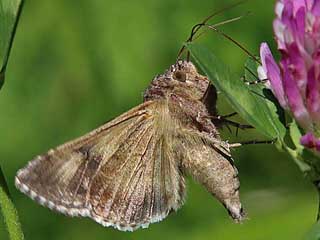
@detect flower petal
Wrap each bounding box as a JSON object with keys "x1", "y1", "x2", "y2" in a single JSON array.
[
  {"x1": 294, "y1": 7, "x2": 306, "y2": 45},
  {"x1": 312, "y1": 0, "x2": 320, "y2": 17},
  {"x1": 257, "y1": 65, "x2": 267, "y2": 80},
  {"x1": 275, "y1": 1, "x2": 284, "y2": 18},
  {"x1": 306, "y1": 66, "x2": 320, "y2": 125},
  {"x1": 281, "y1": 0, "x2": 294, "y2": 26},
  {"x1": 292, "y1": 0, "x2": 307, "y2": 15},
  {"x1": 260, "y1": 43, "x2": 288, "y2": 108},
  {"x1": 300, "y1": 132, "x2": 317, "y2": 148},
  {"x1": 316, "y1": 139, "x2": 320, "y2": 151},
  {"x1": 285, "y1": 43, "x2": 307, "y2": 92},
  {"x1": 307, "y1": 0, "x2": 315, "y2": 11},
  {"x1": 282, "y1": 59, "x2": 312, "y2": 130},
  {"x1": 273, "y1": 19, "x2": 286, "y2": 49},
  {"x1": 300, "y1": 132, "x2": 320, "y2": 152}
]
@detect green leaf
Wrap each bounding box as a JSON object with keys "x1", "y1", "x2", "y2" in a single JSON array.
[
  {"x1": 185, "y1": 42, "x2": 286, "y2": 140},
  {"x1": 0, "y1": 0, "x2": 25, "y2": 239},
  {"x1": 304, "y1": 221, "x2": 320, "y2": 240},
  {"x1": 0, "y1": 0, "x2": 24, "y2": 89},
  {"x1": 282, "y1": 120, "x2": 320, "y2": 178},
  {"x1": 289, "y1": 120, "x2": 304, "y2": 153}
]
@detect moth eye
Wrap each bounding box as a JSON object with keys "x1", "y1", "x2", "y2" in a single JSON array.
[{"x1": 173, "y1": 71, "x2": 186, "y2": 82}]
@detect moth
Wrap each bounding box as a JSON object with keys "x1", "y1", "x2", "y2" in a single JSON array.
[{"x1": 15, "y1": 60, "x2": 244, "y2": 231}]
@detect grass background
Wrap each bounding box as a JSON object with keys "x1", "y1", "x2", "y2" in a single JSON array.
[{"x1": 0, "y1": 0, "x2": 316, "y2": 239}]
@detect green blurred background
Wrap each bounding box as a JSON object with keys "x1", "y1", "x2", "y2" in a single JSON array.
[{"x1": 0, "y1": 0, "x2": 317, "y2": 239}]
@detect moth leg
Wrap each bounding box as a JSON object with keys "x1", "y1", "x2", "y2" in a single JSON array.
[
  {"x1": 219, "y1": 112, "x2": 238, "y2": 118},
  {"x1": 229, "y1": 139, "x2": 275, "y2": 148},
  {"x1": 241, "y1": 75, "x2": 268, "y2": 85},
  {"x1": 213, "y1": 117, "x2": 253, "y2": 130},
  {"x1": 242, "y1": 66, "x2": 268, "y2": 85},
  {"x1": 213, "y1": 113, "x2": 239, "y2": 134},
  {"x1": 206, "y1": 114, "x2": 253, "y2": 136}
]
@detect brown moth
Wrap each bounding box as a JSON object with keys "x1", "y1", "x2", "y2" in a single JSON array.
[{"x1": 15, "y1": 60, "x2": 244, "y2": 231}]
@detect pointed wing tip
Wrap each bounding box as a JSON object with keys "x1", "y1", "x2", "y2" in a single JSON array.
[
  {"x1": 15, "y1": 174, "x2": 27, "y2": 194},
  {"x1": 15, "y1": 173, "x2": 91, "y2": 218}
]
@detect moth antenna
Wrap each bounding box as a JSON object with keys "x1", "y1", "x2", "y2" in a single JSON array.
[
  {"x1": 177, "y1": 0, "x2": 249, "y2": 61},
  {"x1": 206, "y1": 25, "x2": 260, "y2": 63},
  {"x1": 184, "y1": 13, "x2": 250, "y2": 61},
  {"x1": 191, "y1": 12, "x2": 251, "y2": 43}
]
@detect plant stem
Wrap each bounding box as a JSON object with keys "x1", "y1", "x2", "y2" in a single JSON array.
[{"x1": 0, "y1": 166, "x2": 24, "y2": 240}]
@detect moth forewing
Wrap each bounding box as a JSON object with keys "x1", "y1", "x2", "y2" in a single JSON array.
[
  {"x1": 15, "y1": 102, "x2": 154, "y2": 215},
  {"x1": 16, "y1": 100, "x2": 186, "y2": 231}
]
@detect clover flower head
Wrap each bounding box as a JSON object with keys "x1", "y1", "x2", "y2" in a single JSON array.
[{"x1": 259, "y1": 0, "x2": 320, "y2": 151}]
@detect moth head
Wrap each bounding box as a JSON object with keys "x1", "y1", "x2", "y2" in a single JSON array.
[
  {"x1": 172, "y1": 70, "x2": 187, "y2": 82},
  {"x1": 170, "y1": 60, "x2": 198, "y2": 83},
  {"x1": 167, "y1": 60, "x2": 212, "y2": 99},
  {"x1": 144, "y1": 60, "x2": 212, "y2": 102}
]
